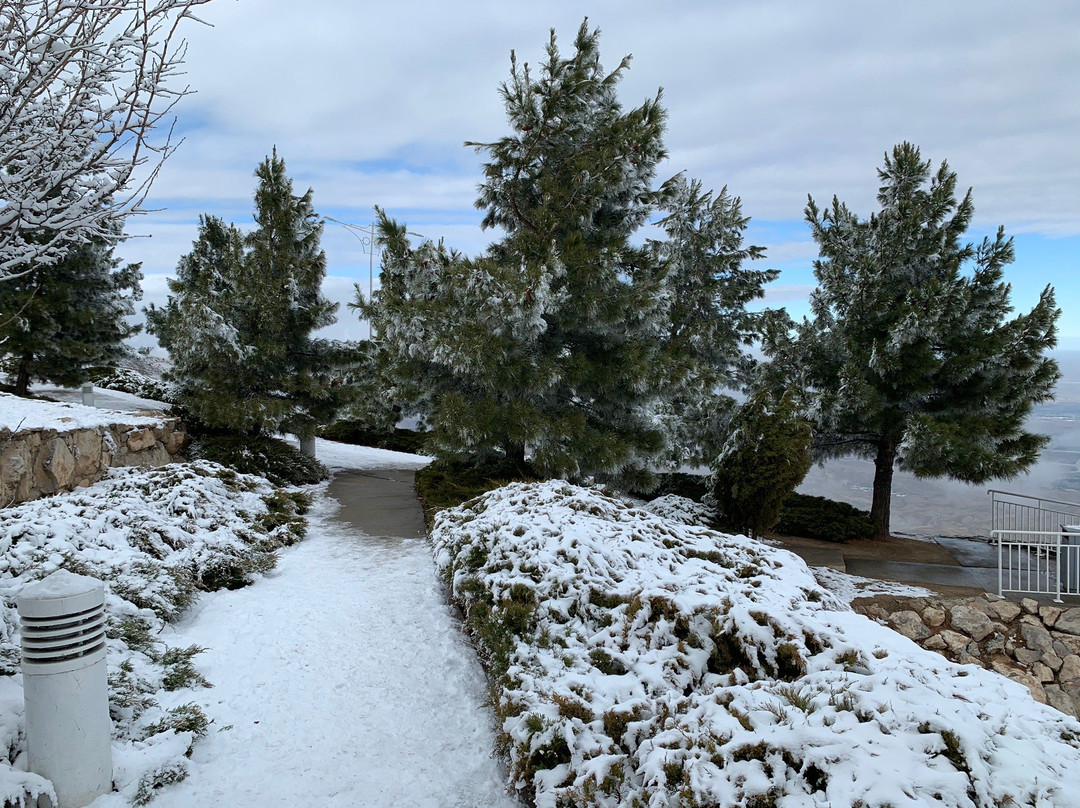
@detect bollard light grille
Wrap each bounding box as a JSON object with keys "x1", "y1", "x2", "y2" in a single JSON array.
[{"x1": 19, "y1": 603, "x2": 106, "y2": 671}]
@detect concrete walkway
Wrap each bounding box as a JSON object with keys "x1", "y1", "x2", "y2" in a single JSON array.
[{"x1": 328, "y1": 469, "x2": 428, "y2": 539}]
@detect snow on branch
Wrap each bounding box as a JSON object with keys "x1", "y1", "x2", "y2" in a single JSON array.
[{"x1": 0, "y1": 0, "x2": 212, "y2": 281}]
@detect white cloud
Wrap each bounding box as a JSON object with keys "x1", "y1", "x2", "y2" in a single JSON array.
[{"x1": 119, "y1": 0, "x2": 1079, "y2": 345}]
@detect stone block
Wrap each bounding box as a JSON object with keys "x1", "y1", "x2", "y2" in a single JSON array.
[
  {"x1": 1054, "y1": 608, "x2": 1080, "y2": 637},
  {"x1": 923, "y1": 635, "x2": 947, "y2": 651},
  {"x1": 949, "y1": 603, "x2": 994, "y2": 641},
  {"x1": 987, "y1": 600, "x2": 1021, "y2": 623},
  {"x1": 124, "y1": 428, "x2": 157, "y2": 453},
  {"x1": 889, "y1": 610, "x2": 931, "y2": 641},
  {"x1": 940, "y1": 630, "x2": 971, "y2": 654},
  {"x1": 990, "y1": 658, "x2": 1019, "y2": 677},
  {"x1": 1034, "y1": 662, "x2": 1056, "y2": 683},
  {"x1": 72, "y1": 430, "x2": 103, "y2": 477},
  {"x1": 1053, "y1": 634, "x2": 1080, "y2": 657},
  {"x1": 1039, "y1": 605, "x2": 1063, "y2": 627},
  {"x1": 1020, "y1": 622, "x2": 1055, "y2": 655},
  {"x1": 1042, "y1": 651, "x2": 1064, "y2": 672},
  {"x1": 1021, "y1": 598, "x2": 1040, "y2": 615},
  {"x1": 162, "y1": 425, "x2": 187, "y2": 456},
  {"x1": 1014, "y1": 647, "x2": 1043, "y2": 667},
  {"x1": 1059, "y1": 654, "x2": 1080, "y2": 684},
  {"x1": 921, "y1": 607, "x2": 946, "y2": 628},
  {"x1": 41, "y1": 438, "x2": 75, "y2": 492},
  {"x1": 1044, "y1": 685, "x2": 1077, "y2": 717}
]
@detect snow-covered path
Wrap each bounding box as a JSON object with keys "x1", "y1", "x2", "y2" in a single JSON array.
[{"x1": 146, "y1": 465, "x2": 519, "y2": 807}]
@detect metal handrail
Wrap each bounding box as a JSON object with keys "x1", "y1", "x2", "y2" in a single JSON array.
[
  {"x1": 993, "y1": 530, "x2": 1080, "y2": 537},
  {"x1": 987, "y1": 489, "x2": 1080, "y2": 513}
]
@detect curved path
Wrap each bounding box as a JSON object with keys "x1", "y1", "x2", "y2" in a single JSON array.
[{"x1": 152, "y1": 466, "x2": 520, "y2": 807}]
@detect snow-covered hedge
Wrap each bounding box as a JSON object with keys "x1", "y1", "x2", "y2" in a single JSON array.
[
  {"x1": 90, "y1": 366, "x2": 176, "y2": 405},
  {"x1": 433, "y1": 481, "x2": 1080, "y2": 808},
  {"x1": 0, "y1": 461, "x2": 310, "y2": 805}
]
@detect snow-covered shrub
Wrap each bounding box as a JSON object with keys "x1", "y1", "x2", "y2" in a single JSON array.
[
  {"x1": 433, "y1": 481, "x2": 1080, "y2": 808},
  {"x1": 639, "y1": 494, "x2": 714, "y2": 527},
  {"x1": 89, "y1": 366, "x2": 176, "y2": 404},
  {"x1": 0, "y1": 460, "x2": 311, "y2": 803},
  {"x1": 711, "y1": 391, "x2": 812, "y2": 538},
  {"x1": 187, "y1": 432, "x2": 328, "y2": 486}
]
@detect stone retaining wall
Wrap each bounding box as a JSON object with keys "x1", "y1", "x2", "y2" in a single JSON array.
[
  {"x1": 0, "y1": 415, "x2": 186, "y2": 506},
  {"x1": 854, "y1": 593, "x2": 1080, "y2": 719}
]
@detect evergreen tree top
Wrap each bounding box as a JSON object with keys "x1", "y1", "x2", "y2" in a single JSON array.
[{"x1": 469, "y1": 19, "x2": 667, "y2": 247}]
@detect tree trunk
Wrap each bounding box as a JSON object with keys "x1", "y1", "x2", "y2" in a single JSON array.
[
  {"x1": 503, "y1": 441, "x2": 527, "y2": 473},
  {"x1": 13, "y1": 359, "x2": 31, "y2": 396},
  {"x1": 870, "y1": 435, "x2": 899, "y2": 538}
]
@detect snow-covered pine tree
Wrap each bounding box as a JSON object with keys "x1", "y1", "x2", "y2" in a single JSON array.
[
  {"x1": 243, "y1": 150, "x2": 341, "y2": 442},
  {"x1": 653, "y1": 175, "x2": 775, "y2": 466},
  {"x1": 0, "y1": 232, "x2": 142, "y2": 395},
  {"x1": 147, "y1": 151, "x2": 342, "y2": 437},
  {"x1": 363, "y1": 21, "x2": 773, "y2": 485},
  {"x1": 763, "y1": 142, "x2": 1060, "y2": 538},
  {"x1": 357, "y1": 208, "x2": 555, "y2": 468},
  {"x1": 146, "y1": 214, "x2": 250, "y2": 426},
  {"x1": 468, "y1": 20, "x2": 670, "y2": 482}
]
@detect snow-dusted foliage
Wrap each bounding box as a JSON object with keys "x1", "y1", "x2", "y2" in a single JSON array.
[
  {"x1": 147, "y1": 152, "x2": 344, "y2": 437},
  {"x1": 91, "y1": 366, "x2": 176, "y2": 405},
  {"x1": 638, "y1": 494, "x2": 714, "y2": 527},
  {"x1": 710, "y1": 391, "x2": 812, "y2": 538},
  {"x1": 0, "y1": 461, "x2": 309, "y2": 803},
  {"x1": 359, "y1": 211, "x2": 562, "y2": 463},
  {"x1": 763, "y1": 142, "x2": 1060, "y2": 537},
  {"x1": 364, "y1": 22, "x2": 773, "y2": 483},
  {"x1": 652, "y1": 176, "x2": 775, "y2": 467},
  {"x1": 434, "y1": 481, "x2": 1080, "y2": 808},
  {"x1": 0, "y1": 1, "x2": 211, "y2": 282},
  {"x1": 1, "y1": 231, "x2": 142, "y2": 394}
]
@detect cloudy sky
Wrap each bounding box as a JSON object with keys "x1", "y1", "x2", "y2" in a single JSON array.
[{"x1": 123, "y1": 0, "x2": 1080, "y2": 349}]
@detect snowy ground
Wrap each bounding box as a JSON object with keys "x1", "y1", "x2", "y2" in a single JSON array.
[
  {"x1": 121, "y1": 488, "x2": 517, "y2": 807},
  {"x1": 83, "y1": 441, "x2": 516, "y2": 808},
  {"x1": 27, "y1": 384, "x2": 172, "y2": 415},
  {"x1": 0, "y1": 390, "x2": 167, "y2": 432},
  {"x1": 288, "y1": 435, "x2": 432, "y2": 473}
]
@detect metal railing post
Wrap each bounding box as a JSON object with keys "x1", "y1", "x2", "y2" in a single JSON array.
[
  {"x1": 1057, "y1": 532, "x2": 1064, "y2": 603},
  {"x1": 997, "y1": 531, "x2": 1003, "y2": 598}
]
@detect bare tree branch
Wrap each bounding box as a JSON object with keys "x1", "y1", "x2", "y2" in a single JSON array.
[{"x1": 0, "y1": 0, "x2": 213, "y2": 283}]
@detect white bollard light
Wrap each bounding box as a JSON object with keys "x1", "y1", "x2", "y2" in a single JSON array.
[
  {"x1": 299, "y1": 435, "x2": 316, "y2": 458},
  {"x1": 80, "y1": 383, "x2": 95, "y2": 407},
  {"x1": 18, "y1": 571, "x2": 112, "y2": 808}
]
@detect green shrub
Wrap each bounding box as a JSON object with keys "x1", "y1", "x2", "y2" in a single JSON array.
[
  {"x1": 158, "y1": 645, "x2": 210, "y2": 691},
  {"x1": 143, "y1": 703, "x2": 210, "y2": 754},
  {"x1": 415, "y1": 454, "x2": 537, "y2": 519},
  {"x1": 187, "y1": 432, "x2": 327, "y2": 486},
  {"x1": 318, "y1": 420, "x2": 427, "y2": 454},
  {"x1": 630, "y1": 472, "x2": 710, "y2": 503},
  {"x1": 711, "y1": 392, "x2": 812, "y2": 538},
  {"x1": 775, "y1": 493, "x2": 874, "y2": 542}
]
